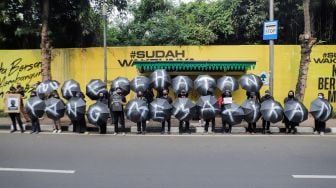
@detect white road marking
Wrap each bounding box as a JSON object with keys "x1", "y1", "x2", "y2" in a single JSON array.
[
  {"x1": 292, "y1": 175, "x2": 336, "y2": 179},
  {"x1": 0, "y1": 167, "x2": 75, "y2": 174}
]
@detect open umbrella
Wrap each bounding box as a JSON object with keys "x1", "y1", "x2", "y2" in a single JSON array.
[
  {"x1": 149, "y1": 98, "x2": 172, "y2": 122},
  {"x1": 61, "y1": 79, "x2": 81, "y2": 100},
  {"x1": 221, "y1": 103, "x2": 245, "y2": 125},
  {"x1": 310, "y1": 98, "x2": 333, "y2": 122},
  {"x1": 45, "y1": 97, "x2": 66, "y2": 120},
  {"x1": 150, "y1": 69, "x2": 171, "y2": 90},
  {"x1": 239, "y1": 74, "x2": 263, "y2": 92},
  {"x1": 284, "y1": 100, "x2": 308, "y2": 123},
  {"x1": 86, "y1": 79, "x2": 107, "y2": 100},
  {"x1": 196, "y1": 95, "x2": 219, "y2": 119},
  {"x1": 112, "y1": 77, "x2": 130, "y2": 95},
  {"x1": 172, "y1": 76, "x2": 193, "y2": 94},
  {"x1": 217, "y1": 76, "x2": 239, "y2": 92},
  {"x1": 194, "y1": 75, "x2": 216, "y2": 96},
  {"x1": 25, "y1": 96, "x2": 45, "y2": 118},
  {"x1": 66, "y1": 97, "x2": 86, "y2": 121},
  {"x1": 260, "y1": 99, "x2": 283, "y2": 123},
  {"x1": 36, "y1": 80, "x2": 60, "y2": 99},
  {"x1": 241, "y1": 99, "x2": 261, "y2": 123},
  {"x1": 172, "y1": 98, "x2": 196, "y2": 121},
  {"x1": 87, "y1": 101, "x2": 110, "y2": 126},
  {"x1": 125, "y1": 99, "x2": 149, "y2": 123},
  {"x1": 130, "y1": 76, "x2": 150, "y2": 92}
]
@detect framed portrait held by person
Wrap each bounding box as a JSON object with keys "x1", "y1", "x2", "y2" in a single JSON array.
[{"x1": 4, "y1": 94, "x2": 21, "y2": 113}]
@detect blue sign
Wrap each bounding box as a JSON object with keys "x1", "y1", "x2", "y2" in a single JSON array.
[{"x1": 263, "y1": 20, "x2": 278, "y2": 40}]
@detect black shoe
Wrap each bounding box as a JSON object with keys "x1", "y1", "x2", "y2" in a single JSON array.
[
  {"x1": 10, "y1": 129, "x2": 17, "y2": 133},
  {"x1": 30, "y1": 131, "x2": 35, "y2": 134},
  {"x1": 161, "y1": 131, "x2": 164, "y2": 135},
  {"x1": 136, "y1": 131, "x2": 141, "y2": 134},
  {"x1": 168, "y1": 131, "x2": 171, "y2": 135},
  {"x1": 21, "y1": 130, "x2": 25, "y2": 133},
  {"x1": 142, "y1": 131, "x2": 146, "y2": 135},
  {"x1": 262, "y1": 130, "x2": 266, "y2": 134}
]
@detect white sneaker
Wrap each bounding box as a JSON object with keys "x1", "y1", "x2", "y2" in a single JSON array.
[
  {"x1": 57, "y1": 130, "x2": 62, "y2": 134},
  {"x1": 314, "y1": 131, "x2": 318, "y2": 135},
  {"x1": 113, "y1": 133, "x2": 117, "y2": 136},
  {"x1": 122, "y1": 132, "x2": 126, "y2": 136},
  {"x1": 52, "y1": 129, "x2": 57, "y2": 133},
  {"x1": 320, "y1": 132, "x2": 325, "y2": 136}
]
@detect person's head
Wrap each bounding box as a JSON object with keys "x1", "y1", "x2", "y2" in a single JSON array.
[
  {"x1": 163, "y1": 89, "x2": 168, "y2": 96},
  {"x1": 116, "y1": 87, "x2": 122, "y2": 95},
  {"x1": 16, "y1": 83, "x2": 21, "y2": 88},
  {"x1": 137, "y1": 91, "x2": 143, "y2": 97},
  {"x1": 30, "y1": 91, "x2": 37, "y2": 97},
  {"x1": 265, "y1": 90, "x2": 270, "y2": 96},
  {"x1": 249, "y1": 92, "x2": 256, "y2": 99},
  {"x1": 318, "y1": 92, "x2": 324, "y2": 99},
  {"x1": 9, "y1": 86, "x2": 16, "y2": 93},
  {"x1": 288, "y1": 90, "x2": 294, "y2": 98},
  {"x1": 52, "y1": 91, "x2": 59, "y2": 98},
  {"x1": 181, "y1": 90, "x2": 187, "y2": 97}
]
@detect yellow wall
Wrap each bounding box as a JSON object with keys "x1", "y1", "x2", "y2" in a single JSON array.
[{"x1": 1, "y1": 45, "x2": 335, "y2": 110}]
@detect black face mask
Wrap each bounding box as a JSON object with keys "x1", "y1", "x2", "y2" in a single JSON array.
[{"x1": 288, "y1": 95, "x2": 294, "y2": 98}]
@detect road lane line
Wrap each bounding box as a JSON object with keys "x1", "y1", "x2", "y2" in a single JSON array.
[
  {"x1": 292, "y1": 175, "x2": 336, "y2": 179},
  {"x1": 0, "y1": 167, "x2": 75, "y2": 174}
]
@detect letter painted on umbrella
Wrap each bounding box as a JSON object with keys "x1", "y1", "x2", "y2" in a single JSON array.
[
  {"x1": 27, "y1": 100, "x2": 40, "y2": 117},
  {"x1": 176, "y1": 77, "x2": 189, "y2": 91},
  {"x1": 67, "y1": 102, "x2": 77, "y2": 118},
  {"x1": 87, "y1": 80, "x2": 104, "y2": 95},
  {"x1": 174, "y1": 104, "x2": 190, "y2": 120},
  {"x1": 128, "y1": 102, "x2": 148, "y2": 117},
  {"x1": 318, "y1": 101, "x2": 332, "y2": 121},
  {"x1": 63, "y1": 81, "x2": 77, "y2": 97},
  {"x1": 221, "y1": 77, "x2": 234, "y2": 91},
  {"x1": 155, "y1": 70, "x2": 165, "y2": 88},
  {"x1": 45, "y1": 103, "x2": 59, "y2": 116},
  {"x1": 197, "y1": 77, "x2": 214, "y2": 90},
  {"x1": 201, "y1": 100, "x2": 215, "y2": 114},
  {"x1": 153, "y1": 104, "x2": 164, "y2": 119},
  {"x1": 268, "y1": 102, "x2": 281, "y2": 119},
  {"x1": 89, "y1": 106, "x2": 101, "y2": 122},
  {"x1": 134, "y1": 77, "x2": 145, "y2": 88},
  {"x1": 288, "y1": 103, "x2": 304, "y2": 121}
]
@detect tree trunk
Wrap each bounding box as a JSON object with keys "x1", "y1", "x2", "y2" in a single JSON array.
[
  {"x1": 41, "y1": 0, "x2": 51, "y2": 81},
  {"x1": 295, "y1": 0, "x2": 317, "y2": 101}
]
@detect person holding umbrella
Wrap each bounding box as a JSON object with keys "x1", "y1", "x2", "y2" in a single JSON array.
[
  {"x1": 313, "y1": 93, "x2": 329, "y2": 136},
  {"x1": 50, "y1": 91, "x2": 63, "y2": 134},
  {"x1": 283, "y1": 90, "x2": 299, "y2": 134},
  {"x1": 136, "y1": 91, "x2": 148, "y2": 134},
  {"x1": 110, "y1": 87, "x2": 127, "y2": 135},
  {"x1": 260, "y1": 90, "x2": 274, "y2": 134},
  {"x1": 7, "y1": 86, "x2": 24, "y2": 133},
  {"x1": 246, "y1": 92, "x2": 258, "y2": 134},
  {"x1": 218, "y1": 90, "x2": 232, "y2": 133},
  {"x1": 97, "y1": 91, "x2": 109, "y2": 134},
  {"x1": 160, "y1": 89, "x2": 172, "y2": 134},
  {"x1": 27, "y1": 91, "x2": 41, "y2": 134},
  {"x1": 178, "y1": 90, "x2": 190, "y2": 134},
  {"x1": 204, "y1": 89, "x2": 216, "y2": 134}
]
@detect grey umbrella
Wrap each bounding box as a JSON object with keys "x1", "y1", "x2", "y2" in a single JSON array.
[
  {"x1": 172, "y1": 76, "x2": 193, "y2": 94},
  {"x1": 241, "y1": 99, "x2": 261, "y2": 123},
  {"x1": 61, "y1": 79, "x2": 81, "y2": 100},
  {"x1": 36, "y1": 80, "x2": 60, "y2": 99},
  {"x1": 149, "y1": 98, "x2": 172, "y2": 122},
  {"x1": 125, "y1": 99, "x2": 149, "y2": 123},
  {"x1": 150, "y1": 69, "x2": 171, "y2": 90},
  {"x1": 87, "y1": 101, "x2": 110, "y2": 126},
  {"x1": 66, "y1": 97, "x2": 86, "y2": 121},
  {"x1": 130, "y1": 76, "x2": 150, "y2": 92},
  {"x1": 217, "y1": 76, "x2": 239, "y2": 92},
  {"x1": 196, "y1": 95, "x2": 219, "y2": 119},
  {"x1": 260, "y1": 99, "x2": 283, "y2": 123},
  {"x1": 194, "y1": 75, "x2": 216, "y2": 96},
  {"x1": 239, "y1": 74, "x2": 263, "y2": 92},
  {"x1": 86, "y1": 79, "x2": 107, "y2": 100},
  {"x1": 25, "y1": 96, "x2": 45, "y2": 118},
  {"x1": 310, "y1": 98, "x2": 333, "y2": 122},
  {"x1": 45, "y1": 97, "x2": 66, "y2": 120},
  {"x1": 172, "y1": 98, "x2": 197, "y2": 121},
  {"x1": 221, "y1": 103, "x2": 245, "y2": 125},
  {"x1": 284, "y1": 100, "x2": 308, "y2": 123},
  {"x1": 112, "y1": 77, "x2": 130, "y2": 95}
]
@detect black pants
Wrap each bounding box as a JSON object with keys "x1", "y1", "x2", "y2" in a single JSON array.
[
  {"x1": 285, "y1": 122, "x2": 298, "y2": 133},
  {"x1": 72, "y1": 116, "x2": 87, "y2": 133},
  {"x1": 204, "y1": 118, "x2": 215, "y2": 132},
  {"x1": 221, "y1": 118, "x2": 232, "y2": 133},
  {"x1": 262, "y1": 118, "x2": 270, "y2": 132},
  {"x1": 248, "y1": 122, "x2": 256, "y2": 133},
  {"x1": 31, "y1": 117, "x2": 41, "y2": 132},
  {"x1": 137, "y1": 121, "x2": 146, "y2": 132},
  {"x1": 162, "y1": 119, "x2": 171, "y2": 132},
  {"x1": 113, "y1": 111, "x2": 125, "y2": 133},
  {"x1": 9, "y1": 113, "x2": 24, "y2": 132},
  {"x1": 314, "y1": 120, "x2": 326, "y2": 133},
  {"x1": 179, "y1": 121, "x2": 190, "y2": 133}
]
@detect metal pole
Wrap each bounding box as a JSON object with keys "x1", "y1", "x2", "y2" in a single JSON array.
[
  {"x1": 103, "y1": 3, "x2": 107, "y2": 83},
  {"x1": 269, "y1": 0, "x2": 274, "y2": 96}
]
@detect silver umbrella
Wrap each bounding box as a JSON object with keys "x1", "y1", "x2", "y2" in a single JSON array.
[
  {"x1": 221, "y1": 103, "x2": 245, "y2": 125},
  {"x1": 310, "y1": 98, "x2": 333, "y2": 122},
  {"x1": 45, "y1": 97, "x2": 66, "y2": 120},
  {"x1": 87, "y1": 101, "x2": 110, "y2": 126},
  {"x1": 241, "y1": 99, "x2": 261, "y2": 123},
  {"x1": 25, "y1": 96, "x2": 45, "y2": 118},
  {"x1": 149, "y1": 98, "x2": 172, "y2": 122},
  {"x1": 260, "y1": 99, "x2": 283, "y2": 123},
  {"x1": 194, "y1": 75, "x2": 216, "y2": 96},
  {"x1": 112, "y1": 77, "x2": 130, "y2": 95},
  {"x1": 172, "y1": 98, "x2": 197, "y2": 121},
  {"x1": 61, "y1": 79, "x2": 81, "y2": 100},
  {"x1": 217, "y1": 76, "x2": 239, "y2": 92},
  {"x1": 239, "y1": 74, "x2": 263, "y2": 92},
  {"x1": 125, "y1": 99, "x2": 149, "y2": 123},
  {"x1": 86, "y1": 79, "x2": 107, "y2": 100},
  {"x1": 130, "y1": 76, "x2": 150, "y2": 92},
  {"x1": 66, "y1": 97, "x2": 86, "y2": 121},
  {"x1": 172, "y1": 76, "x2": 193, "y2": 94},
  {"x1": 196, "y1": 95, "x2": 219, "y2": 119},
  {"x1": 150, "y1": 69, "x2": 171, "y2": 90},
  {"x1": 36, "y1": 80, "x2": 60, "y2": 99},
  {"x1": 284, "y1": 100, "x2": 308, "y2": 123}
]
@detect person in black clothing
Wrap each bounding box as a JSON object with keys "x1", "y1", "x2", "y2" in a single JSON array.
[
  {"x1": 247, "y1": 92, "x2": 258, "y2": 134},
  {"x1": 219, "y1": 90, "x2": 232, "y2": 133},
  {"x1": 28, "y1": 91, "x2": 41, "y2": 134},
  {"x1": 136, "y1": 91, "x2": 147, "y2": 135},
  {"x1": 98, "y1": 91, "x2": 109, "y2": 134},
  {"x1": 314, "y1": 93, "x2": 327, "y2": 136},
  {"x1": 283, "y1": 90, "x2": 299, "y2": 134},
  {"x1": 7, "y1": 86, "x2": 24, "y2": 133},
  {"x1": 144, "y1": 88, "x2": 154, "y2": 104},
  {"x1": 260, "y1": 90, "x2": 274, "y2": 134},
  {"x1": 204, "y1": 89, "x2": 216, "y2": 134},
  {"x1": 178, "y1": 90, "x2": 190, "y2": 134},
  {"x1": 160, "y1": 89, "x2": 172, "y2": 134},
  {"x1": 108, "y1": 87, "x2": 115, "y2": 125},
  {"x1": 110, "y1": 88, "x2": 127, "y2": 135}
]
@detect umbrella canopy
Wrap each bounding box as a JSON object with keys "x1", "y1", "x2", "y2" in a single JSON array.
[
  {"x1": 25, "y1": 96, "x2": 45, "y2": 118},
  {"x1": 241, "y1": 99, "x2": 261, "y2": 123},
  {"x1": 194, "y1": 75, "x2": 216, "y2": 96},
  {"x1": 112, "y1": 77, "x2": 130, "y2": 95},
  {"x1": 86, "y1": 101, "x2": 110, "y2": 126},
  {"x1": 36, "y1": 80, "x2": 60, "y2": 98},
  {"x1": 150, "y1": 69, "x2": 171, "y2": 90},
  {"x1": 45, "y1": 97, "x2": 66, "y2": 120},
  {"x1": 260, "y1": 99, "x2": 283, "y2": 123},
  {"x1": 130, "y1": 76, "x2": 150, "y2": 92},
  {"x1": 172, "y1": 98, "x2": 197, "y2": 121},
  {"x1": 217, "y1": 76, "x2": 239, "y2": 92},
  {"x1": 310, "y1": 98, "x2": 333, "y2": 122},
  {"x1": 284, "y1": 100, "x2": 308, "y2": 123},
  {"x1": 61, "y1": 79, "x2": 81, "y2": 100},
  {"x1": 125, "y1": 99, "x2": 149, "y2": 123},
  {"x1": 239, "y1": 74, "x2": 263, "y2": 92},
  {"x1": 196, "y1": 95, "x2": 219, "y2": 119},
  {"x1": 172, "y1": 76, "x2": 193, "y2": 94},
  {"x1": 86, "y1": 79, "x2": 107, "y2": 100},
  {"x1": 221, "y1": 103, "x2": 245, "y2": 125},
  {"x1": 149, "y1": 98, "x2": 172, "y2": 122},
  {"x1": 66, "y1": 97, "x2": 86, "y2": 121}
]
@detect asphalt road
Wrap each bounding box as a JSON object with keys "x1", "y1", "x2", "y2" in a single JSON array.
[{"x1": 0, "y1": 133, "x2": 336, "y2": 188}]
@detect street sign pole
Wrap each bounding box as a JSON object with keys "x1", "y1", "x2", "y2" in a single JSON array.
[
  {"x1": 103, "y1": 2, "x2": 107, "y2": 83},
  {"x1": 269, "y1": 0, "x2": 274, "y2": 96}
]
